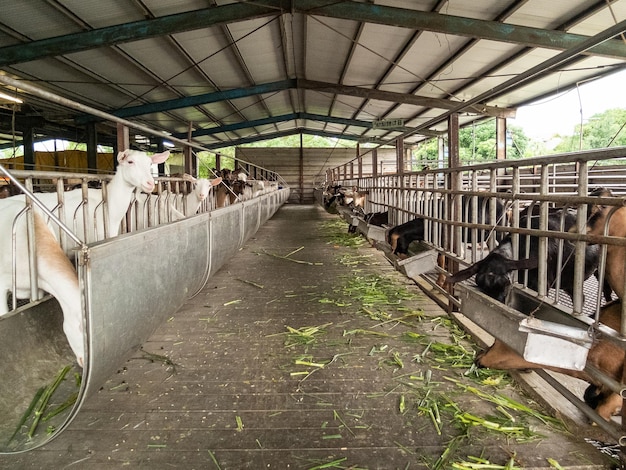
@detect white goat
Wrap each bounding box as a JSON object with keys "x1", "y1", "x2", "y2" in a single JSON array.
[
  {"x1": 9, "y1": 149, "x2": 170, "y2": 250},
  {"x1": 169, "y1": 174, "x2": 222, "y2": 220},
  {"x1": 132, "y1": 174, "x2": 222, "y2": 226},
  {"x1": 251, "y1": 180, "x2": 265, "y2": 198},
  {"x1": 0, "y1": 149, "x2": 170, "y2": 367}
]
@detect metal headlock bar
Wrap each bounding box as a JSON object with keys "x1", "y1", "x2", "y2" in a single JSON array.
[
  {"x1": 0, "y1": 79, "x2": 290, "y2": 453},
  {"x1": 327, "y1": 145, "x2": 626, "y2": 442}
]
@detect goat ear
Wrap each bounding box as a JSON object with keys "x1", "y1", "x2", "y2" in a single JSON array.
[
  {"x1": 117, "y1": 149, "x2": 131, "y2": 163},
  {"x1": 211, "y1": 177, "x2": 223, "y2": 186},
  {"x1": 182, "y1": 173, "x2": 197, "y2": 183},
  {"x1": 504, "y1": 258, "x2": 537, "y2": 271},
  {"x1": 151, "y1": 151, "x2": 170, "y2": 164},
  {"x1": 448, "y1": 263, "x2": 481, "y2": 284}
]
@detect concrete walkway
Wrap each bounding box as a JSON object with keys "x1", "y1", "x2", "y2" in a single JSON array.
[{"x1": 1, "y1": 204, "x2": 616, "y2": 469}]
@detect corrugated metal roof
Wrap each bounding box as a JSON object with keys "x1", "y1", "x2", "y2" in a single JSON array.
[{"x1": 0, "y1": 0, "x2": 625, "y2": 152}]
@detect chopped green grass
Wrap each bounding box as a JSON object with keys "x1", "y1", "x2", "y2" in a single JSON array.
[
  {"x1": 320, "y1": 220, "x2": 366, "y2": 247},
  {"x1": 283, "y1": 323, "x2": 332, "y2": 348}
]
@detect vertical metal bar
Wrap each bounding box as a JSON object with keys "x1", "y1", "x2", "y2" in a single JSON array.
[
  {"x1": 511, "y1": 167, "x2": 520, "y2": 262},
  {"x1": 55, "y1": 177, "x2": 66, "y2": 252},
  {"x1": 11, "y1": 206, "x2": 38, "y2": 309},
  {"x1": 105, "y1": 180, "x2": 117, "y2": 236},
  {"x1": 471, "y1": 170, "x2": 478, "y2": 262},
  {"x1": 537, "y1": 165, "x2": 549, "y2": 298},
  {"x1": 81, "y1": 180, "x2": 90, "y2": 244},
  {"x1": 572, "y1": 161, "x2": 588, "y2": 315},
  {"x1": 489, "y1": 168, "x2": 497, "y2": 252},
  {"x1": 449, "y1": 113, "x2": 461, "y2": 276}
]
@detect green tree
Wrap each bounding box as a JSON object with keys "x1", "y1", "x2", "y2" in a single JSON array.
[
  {"x1": 412, "y1": 138, "x2": 439, "y2": 168},
  {"x1": 553, "y1": 108, "x2": 626, "y2": 153},
  {"x1": 459, "y1": 120, "x2": 528, "y2": 162},
  {"x1": 240, "y1": 134, "x2": 357, "y2": 148},
  {"x1": 412, "y1": 120, "x2": 529, "y2": 166}
]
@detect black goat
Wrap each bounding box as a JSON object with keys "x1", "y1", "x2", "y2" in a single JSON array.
[
  {"x1": 386, "y1": 218, "x2": 425, "y2": 258},
  {"x1": 449, "y1": 208, "x2": 600, "y2": 303},
  {"x1": 365, "y1": 211, "x2": 388, "y2": 227},
  {"x1": 457, "y1": 195, "x2": 507, "y2": 243},
  {"x1": 387, "y1": 196, "x2": 505, "y2": 260}
]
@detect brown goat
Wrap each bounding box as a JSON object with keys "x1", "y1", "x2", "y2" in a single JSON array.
[
  {"x1": 476, "y1": 300, "x2": 624, "y2": 420},
  {"x1": 586, "y1": 187, "x2": 626, "y2": 299},
  {"x1": 351, "y1": 187, "x2": 369, "y2": 210}
]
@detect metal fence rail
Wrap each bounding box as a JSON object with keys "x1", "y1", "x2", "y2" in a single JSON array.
[
  {"x1": 0, "y1": 163, "x2": 289, "y2": 453},
  {"x1": 328, "y1": 146, "x2": 626, "y2": 441}
]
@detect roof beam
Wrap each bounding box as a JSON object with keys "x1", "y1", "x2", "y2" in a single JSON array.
[
  {"x1": 0, "y1": 1, "x2": 289, "y2": 67},
  {"x1": 299, "y1": 79, "x2": 514, "y2": 118},
  {"x1": 1, "y1": 0, "x2": 626, "y2": 68},
  {"x1": 78, "y1": 78, "x2": 514, "y2": 124},
  {"x1": 178, "y1": 112, "x2": 365, "y2": 138},
  {"x1": 203, "y1": 127, "x2": 377, "y2": 150},
  {"x1": 76, "y1": 80, "x2": 297, "y2": 123},
  {"x1": 296, "y1": 0, "x2": 626, "y2": 59},
  {"x1": 174, "y1": 112, "x2": 439, "y2": 140}
]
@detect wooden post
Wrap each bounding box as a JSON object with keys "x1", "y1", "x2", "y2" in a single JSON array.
[
  {"x1": 299, "y1": 134, "x2": 304, "y2": 203},
  {"x1": 184, "y1": 122, "x2": 194, "y2": 176},
  {"x1": 496, "y1": 116, "x2": 507, "y2": 161},
  {"x1": 447, "y1": 113, "x2": 461, "y2": 311},
  {"x1": 116, "y1": 123, "x2": 130, "y2": 171},
  {"x1": 372, "y1": 148, "x2": 378, "y2": 178},
  {"x1": 396, "y1": 137, "x2": 405, "y2": 175},
  {"x1": 23, "y1": 125, "x2": 35, "y2": 170},
  {"x1": 155, "y1": 140, "x2": 166, "y2": 176},
  {"x1": 86, "y1": 122, "x2": 98, "y2": 172}
]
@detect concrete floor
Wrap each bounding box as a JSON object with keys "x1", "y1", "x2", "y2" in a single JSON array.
[{"x1": 0, "y1": 204, "x2": 618, "y2": 469}]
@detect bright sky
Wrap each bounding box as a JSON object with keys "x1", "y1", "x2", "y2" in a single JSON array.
[{"x1": 510, "y1": 68, "x2": 626, "y2": 140}]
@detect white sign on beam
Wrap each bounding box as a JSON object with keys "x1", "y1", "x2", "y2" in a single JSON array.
[{"x1": 372, "y1": 118, "x2": 405, "y2": 129}]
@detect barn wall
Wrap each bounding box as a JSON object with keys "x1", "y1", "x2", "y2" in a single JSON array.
[
  {"x1": 234, "y1": 147, "x2": 400, "y2": 203},
  {"x1": 1, "y1": 150, "x2": 115, "y2": 172}
]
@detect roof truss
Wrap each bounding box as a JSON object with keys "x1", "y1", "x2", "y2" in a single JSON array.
[{"x1": 2, "y1": 0, "x2": 626, "y2": 68}]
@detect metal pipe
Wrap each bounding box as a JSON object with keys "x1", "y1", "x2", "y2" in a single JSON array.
[
  {"x1": 573, "y1": 161, "x2": 588, "y2": 315},
  {"x1": 585, "y1": 364, "x2": 626, "y2": 398},
  {"x1": 535, "y1": 369, "x2": 625, "y2": 444},
  {"x1": 0, "y1": 74, "x2": 285, "y2": 179},
  {"x1": 348, "y1": 20, "x2": 626, "y2": 163},
  {"x1": 537, "y1": 166, "x2": 549, "y2": 298},
  {"x1": 0, "y1": 164, "x2": 84, "y2": 247}
]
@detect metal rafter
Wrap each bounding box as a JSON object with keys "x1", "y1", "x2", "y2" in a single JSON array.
[
  {"x1": 386, "y1": 19, "x2": 626, "y2": 147},
  {"x1": 373, "y1": 0, "x2": 531, "y2": 140},
  {"x1": 394, "y1": 0, "x2": 619, "y2": 138},
  {"x1": 76, "y1": 78, "x2": 514, "y2": 125},
  {"x1": 326, "y1": 0, "x2": 374, "y2": 133},
  {"x1": 342, "y1": 0, "x2": 449, "y2": 141},
  {"x1": 37, "y1": 0, "x2": 222, "y2": 141},
  {"x1": 171, "y1": 111, "x2": 439, "y2": 139},
  {"x1": 1, "y1": 1, "x2": 625, "y2": 67}
]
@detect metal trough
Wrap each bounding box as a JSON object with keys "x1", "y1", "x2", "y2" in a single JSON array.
[
  {"x1": 337, "y1": 206, "x2": 359, "y2": 228},
  {"x1": 0, "y1": 189, "x2": 290, "y2": 453},
  {"x1": 396, "y1": 243, "x2": 438, "y2": 279},
  {"x1": 355, "y1": 218, "x2": 387, "y2": 242},
  {"x1": 455, "y1": 284, "x2": 593, "y2": 371}
]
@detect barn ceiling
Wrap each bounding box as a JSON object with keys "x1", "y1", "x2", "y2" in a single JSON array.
[{"x1": 0, "y1": 0, "x2": 626, "y2": 154}]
